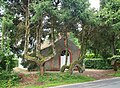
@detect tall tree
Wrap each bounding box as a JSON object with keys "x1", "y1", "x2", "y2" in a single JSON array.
[
  {"x1": 58, "y1": 0, "x2": 94, "y2": 73},
  {"x1": 98, "y1": 0, "x2": 120, "y2": 56},
  {"x1": 23, "y1": 0, "x2": 61, "y2": 75}
]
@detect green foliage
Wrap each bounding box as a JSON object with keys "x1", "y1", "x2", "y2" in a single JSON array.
[
  {"x1": 69, "y1": 32, "x2": 80, "y2": 48},
  {"x1": 31, "y1": 0, "x2": 52, "y2": 22},
  {"x1": 108, "y1": 55, "x2": 120, "y2": 66},
  {"x1": 86, "y1": 53, "x2": 95, "y2": 58},
  {"x1": 85, "y1": 58, "x2": 112, "y2": 69},
  {"x1": 85, "y1": 0, "x2": 120, "y2": 59},
  {"x1": 109, "y1": 55, "x2": 120, "y2": 59},
  {"x1": 94, "y1": 0, "x2": 120, "y2": 56},
  {"x1": 0, "y1": 15, "x2": 17, "y2": 72},
  {"x1": 0, "y1": 50, "x2": 17, "y2": 71},
  {"x1": 0, "y1": 71, "x2": 20, "y2": 88}
]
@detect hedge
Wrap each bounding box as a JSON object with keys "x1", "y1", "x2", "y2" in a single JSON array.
[{"x1": 85, "y1": 59, "x2": 113, "y2": 69}]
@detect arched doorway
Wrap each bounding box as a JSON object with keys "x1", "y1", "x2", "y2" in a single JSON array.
[{"x1": 60, "y1": 50, "x2": 70, "y2": 68}]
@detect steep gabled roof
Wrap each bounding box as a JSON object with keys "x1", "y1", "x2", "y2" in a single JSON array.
[{"x1": 41, "y1": 37, "x2": 80, "y2": 57}]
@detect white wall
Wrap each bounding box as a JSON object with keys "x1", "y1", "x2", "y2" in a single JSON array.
[{"x1": 60, "y1": 55, "x2": 70, "y2": 68}]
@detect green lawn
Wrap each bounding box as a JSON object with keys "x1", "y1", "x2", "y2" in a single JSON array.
[{"x1": 24, "y1": 72, "x2": 95, "y2": 88}]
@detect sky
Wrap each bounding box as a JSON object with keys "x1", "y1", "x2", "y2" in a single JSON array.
[{"x1": 89, "y1": 0, "x2": 100, "y2": 10}]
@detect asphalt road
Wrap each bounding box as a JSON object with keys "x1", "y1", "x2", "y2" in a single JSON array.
[{"x1": 49, "y1": 78, "x2": 120, "y2": 88}]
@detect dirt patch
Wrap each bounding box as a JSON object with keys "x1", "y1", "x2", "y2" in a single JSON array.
[
  {"x1": 18, "y1": 73, "x2": 41, "y2": 87},
  {"x1": 81, "y1": 69, "x2": 116, "y2": 80}
]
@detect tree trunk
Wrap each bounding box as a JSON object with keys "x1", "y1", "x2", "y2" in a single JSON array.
[
  {"x1": 36, "y1": 22, "x2": 42, "y2": 53},
  {"x1": 111, "y1": 33, "x2": 116, "y2": 55},
  {"x1": 51, "y1": 17, "x2": 57, "y2": 55},
  {"x1": 1, "y1": 18, "x2": 5, "y2": 50},
  {"x1": 65, "y1": 33, "x2": 68, "y2": 66},
  {"x1": 24, "y1": 0, "x2": 30, "y2": 55},
  {"x1": 36, "y1": 15, "x2": 43, "y2": 60},
  {"x1": 39, "y1": 63, "x2": 45, "y2": 76},
  {"x1": 40, "y1": 66, "x2": 44, "y2": 76},
  {"x1": 79, "y1": 27, "x2": 87, "y2": 68},
  {"x1": 79, "y1": 29, "x2": 87, "y2": 60},
  {"x1": 51, "y1": 21, "x2": 56, "y2": 55}
]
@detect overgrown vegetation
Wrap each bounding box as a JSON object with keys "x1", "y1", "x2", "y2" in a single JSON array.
[
  {"x1": 25, "y1": 72, "x2": 95, "y2": 88},
  {"x1": 0, "y1": 50, "x2": 17, "y2": 71},
  {"x1": 0, "y1": 12, "x2": 20, "y2": 88},
  {"x1": 0, "y1": 71, "x2": 20, "y2": 88},
  {"x1": 0, "y1": 44, "x2": 20, "y2": 88}
]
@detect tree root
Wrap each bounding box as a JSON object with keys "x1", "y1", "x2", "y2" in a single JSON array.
[{"x1": 69, "y1": 60, "x2": 85, "y2": 74}]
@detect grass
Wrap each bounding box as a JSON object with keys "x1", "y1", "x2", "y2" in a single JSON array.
[
  {"x1": 111, "y1": 70, "x2": 120, "y2": 77},
  {"x1": 25, "y1": 72, "x2": 95, "y2": 88}
]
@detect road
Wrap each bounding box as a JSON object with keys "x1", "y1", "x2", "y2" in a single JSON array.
[{"x1": 49, "y1": 78, "x2": 120, "y2": 88}]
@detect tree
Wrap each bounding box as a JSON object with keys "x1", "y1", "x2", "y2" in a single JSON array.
[
  {"x1": 0, "y1": 1, "x2": 17, "y2": 71},
  {"x1": 58, "y1": 0, "x2": 97, "y2": 73},
  {"x1": 3, "y1": 0, "x2": 120, "y2": 74},
  {"x1": 98, "y1": 0, "x2": 120, "y2": 56},
  {"x1": 23, "y1": 0, "x2": 62, "y2": 75}
]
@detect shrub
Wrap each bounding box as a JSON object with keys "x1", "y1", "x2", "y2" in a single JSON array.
[
  {"x1": 85, "y1": 58, "x2": 113, "y2": 69},
  {"x1": 0, "y1": 71, "x2": 20, "y2": 88},
  {"x1": 0, "y1": 50, "x2": 17, "y2": 71}
]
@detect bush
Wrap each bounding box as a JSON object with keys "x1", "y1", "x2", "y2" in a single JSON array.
[
  {"x1": 0, "y1": 71, "x2": 20, "y2": 88},
  {"x1": 0, "y1": 50, "x2": 17, "y2": 71},
  {"x1": 85, "y1": 58, "x2": 113, "y2": 69}
]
